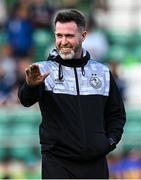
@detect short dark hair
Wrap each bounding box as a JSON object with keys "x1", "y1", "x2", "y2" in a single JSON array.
[{"x1": 54, "y1": 9, "x2": 86, "y2": 31}]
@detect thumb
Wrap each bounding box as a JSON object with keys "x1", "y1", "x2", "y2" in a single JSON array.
[{"x1": 42, "y1": 72, "x2": 49, "y2": 80}]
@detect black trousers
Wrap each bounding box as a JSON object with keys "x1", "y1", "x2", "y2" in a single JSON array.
[{"x1": 42, "y1": 153, "x2": 109, "y2": 179}]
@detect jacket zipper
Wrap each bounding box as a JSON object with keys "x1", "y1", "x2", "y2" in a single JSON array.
[
  {"x1": 74, "y1": 68, "x2": 80, "y2": 95},
  {"x1": 74, "y1": 67, "x2": 87, "y2": 157}
]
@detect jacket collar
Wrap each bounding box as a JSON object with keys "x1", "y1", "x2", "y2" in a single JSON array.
[{"x1": 47, "y1": 49, "x2": 90, "y2": 67}]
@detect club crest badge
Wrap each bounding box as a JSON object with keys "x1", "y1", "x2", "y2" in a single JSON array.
[{"x1": 90, "y1": 74, "x2": 102, "y2": 89}]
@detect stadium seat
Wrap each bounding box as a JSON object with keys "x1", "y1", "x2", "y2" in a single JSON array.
[
  {"x1": 105, "y1": 45, "x2": 128, "y2": 64},
  {"x1": 10, "y1": 147, "x2": 35, "y2": 160},
  {"x1": 0, "y1": 30, "x2": 8, "y2": 45},
  {"x1": 0, "y1": 147, "x2": 11, "y2": 160},
  {"x1": 107, "y1": 31, "x2": 132, "y2": 46},
  {"x1": 33, "y1": 29, "x2": 54, "y2": 60},
  {"x1": 0, "y1": 110, "x2": 9, "y2": 123},
  {"x1": 0, "y1": 124, "x2": 8, "y2": 137},
  {"x1": 123, "y1": 109, "x2": 141, "y2": 148},
  {"x1": 132, "y1": 45, "x2": 141, "y2": 62}
]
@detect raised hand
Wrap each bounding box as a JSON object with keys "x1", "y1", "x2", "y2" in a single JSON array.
[{"x1": 25, "y1": 64, "x2": 49, "y2": 86}]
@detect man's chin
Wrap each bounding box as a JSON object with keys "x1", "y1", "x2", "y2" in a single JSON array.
[{"x1": 59, "y1": 52, "x2": 75, "y2": 60}]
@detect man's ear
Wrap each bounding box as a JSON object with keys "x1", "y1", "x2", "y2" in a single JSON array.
[{"x1": 81, "y1": 31, "x2": 87, "y2": 41}]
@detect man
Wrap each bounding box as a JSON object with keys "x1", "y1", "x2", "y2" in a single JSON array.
[{"x1": 18, "y1": 9, "x2": 126, "y2": 179}]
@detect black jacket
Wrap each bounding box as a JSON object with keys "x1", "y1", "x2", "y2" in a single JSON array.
[{"x1": 18, "y1": 49, "x2": 126, "y2": 160}]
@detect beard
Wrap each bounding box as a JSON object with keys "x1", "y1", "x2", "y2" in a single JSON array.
[
  {"x1": 57, "y1": 43, "x2": 81, "y2": 60},
  {"x1": 58, "y1": 49, "x2": 75, "y2": 60}
]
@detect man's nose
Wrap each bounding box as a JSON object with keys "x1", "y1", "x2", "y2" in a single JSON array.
[{"x1": 61, "y1": 36, "x2": 68, "y2": 45}]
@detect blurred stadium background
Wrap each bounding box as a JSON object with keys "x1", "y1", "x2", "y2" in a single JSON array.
[{"x1": 0, "y1": 0, "x2": 141, "y2": 178}]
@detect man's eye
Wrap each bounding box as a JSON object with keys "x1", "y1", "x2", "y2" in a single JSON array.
[
  {"x1": 66, "y1": 35, "x2": 74, "y2": 38},
  {"x1": 56, "y1": 34, "x2": 62, "y2": 38}
]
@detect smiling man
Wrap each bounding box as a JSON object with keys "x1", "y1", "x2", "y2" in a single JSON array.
[
  {"x1": 18, "y1": 9, "x2": 126, "y2": 179},
  {"x1": 55, "y1": 20, "x2": 86, "y2": 59}
]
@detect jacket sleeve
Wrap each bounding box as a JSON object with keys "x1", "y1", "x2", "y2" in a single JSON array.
[
  {"x1": 18, "y1": 82, "x2": 44, "y2": 107},
  {"x1": 104, "y1": 72, "x2": 126, "y2": 144}
]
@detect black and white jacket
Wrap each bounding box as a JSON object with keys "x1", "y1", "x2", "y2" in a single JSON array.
[{"x1": 18, "y1": 49, "x2": 126, "y2": 160}]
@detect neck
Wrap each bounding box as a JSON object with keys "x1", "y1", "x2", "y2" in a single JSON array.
[{"x1": 76, "y1": 48, "x2": 83, "y2": 59}]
